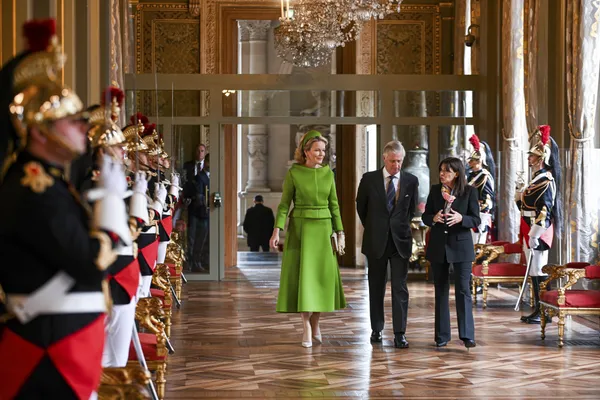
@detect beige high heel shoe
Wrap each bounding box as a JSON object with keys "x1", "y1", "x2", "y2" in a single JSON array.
[
  {"x1": 310, "y1": 313, "x2": 322, "y2": 344},
  {"x1": 302, "y1": 316, "x2": 312, "y2": 348}
]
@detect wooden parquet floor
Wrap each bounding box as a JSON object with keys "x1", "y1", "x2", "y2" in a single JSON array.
[{"x1": 166, "y1": 260, "x2": 600, "y2": 399}]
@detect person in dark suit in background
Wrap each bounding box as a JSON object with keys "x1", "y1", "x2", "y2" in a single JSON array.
[
  {"x1": 243, "y1": 195, "x2": 275, "y2": 252},
  {"x1": 422, "y1": 157, "x2": 481, "y2": 349},
  {"x1": 183, "y1": 146, "x2": 210, "y2": 272},
  {"x1": 183, "y1": 143, "x2": 207, "y2": 179},
  {"x1": 356, "y1": 140, "x2": 419, "y2": 349}
]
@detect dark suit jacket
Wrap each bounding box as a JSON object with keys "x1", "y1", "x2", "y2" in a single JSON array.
[
  {"x1": 422, "y1": 184, "x2": 481, "y2": 263},
  {"x1": 356, "y1": 169, "x2": 419, "y2": 259},
  {"x1": 183, "y1": 160, "x2": 209, "y2": 219},
  {"x1": 243, "y1": 204, "x2": 275, "y2": 246},
  {"x1": 183, "y1": 161, "x2": 200, "y2": 197}
]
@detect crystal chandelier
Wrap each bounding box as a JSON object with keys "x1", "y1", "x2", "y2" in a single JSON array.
[
  {"x1": 275, "y1": 0, "x2": 403, "y2": 68},
  {"x1": 349, "y1": 0, "x2": 403, "y2": 22}
]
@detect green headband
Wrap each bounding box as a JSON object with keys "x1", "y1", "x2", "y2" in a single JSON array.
[{"x1": 301, "y1": 130, "x2": 322, "y2": 148}]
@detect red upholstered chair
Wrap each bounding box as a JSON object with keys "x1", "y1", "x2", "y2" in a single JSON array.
[
  {"x1": 471, "y1": 241, "x2": 533, "y2": 309},
  {"x1": 539, "y1": 262, "x2": 600, "y2": 347},
  {"x1": 128, "y1": 297, "x2": 169, "y2": 399}
]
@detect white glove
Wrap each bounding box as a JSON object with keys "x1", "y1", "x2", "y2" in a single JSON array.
[
  {"x1": 133, "y1": 171, "x2": 148, "y2": 194},
  {"x1": 99, "y1": 155, "x2": 128, "y2": 196},
  {"x1": 528, "y1": 235, "x2": 540, "y2": 250},
  {"x1": 150, "y1": 183, "x2": 168, "y2": 215},
  {"x1": 94, "y1": 155, "x2": 131, "y2": 245},
  {"x1": 337, "y1": 232, "x2": 346, "y2": 256},
  {"x1": 169, "y1": 173, "x2": 180, "y2": 197},
  {"x1": 514, "y1": 191, "x2": 523, "y2": 202},
  {"x1": 130, "y1": 171, "x2": 149, "y2": 224},
  {"x1": 171, "y1": 173, "x2": 180, "y2": 188}
]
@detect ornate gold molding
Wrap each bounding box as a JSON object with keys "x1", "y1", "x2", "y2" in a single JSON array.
[
  {"x1": 202, "y1": 0, "x2": 278, "y2": 74},
  {"x1": 359, "y1": 5, "x2": 442, "y2": 76},
  {"x1": 189, "y1": 0, "x2": 200, "y2": 17},
  {"x1": 134, "y1": 2, "x2": 192, "y2": 74}
]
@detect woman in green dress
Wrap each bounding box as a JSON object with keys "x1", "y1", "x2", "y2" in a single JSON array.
[{"x1": 269, "y1": 130, "x2": 347, "y2": 348}]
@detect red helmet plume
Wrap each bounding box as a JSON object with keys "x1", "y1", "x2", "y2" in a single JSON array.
[
  {"x1": 538, "y1": 125, "x2": 550, "y2": 145},
  {"x1": 101, "y1": 87, "x2": 124, "y2": 107},
  {"x1": 143, "y1": 123, "x2": 156, "y2": 137},
  {"x1": 131, "y1": 112, "x2": 149, "y2": 125},
  {"x1": 23, "y1": 19, "x2": 56, "y2": 52},
  {"x1": 469, "y1": 134, "x2": 481, "y2": 152}
]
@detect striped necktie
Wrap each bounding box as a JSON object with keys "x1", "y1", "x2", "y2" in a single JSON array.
[{"x1": 387, "y1": 175, "x2": 396, "y2": 212}]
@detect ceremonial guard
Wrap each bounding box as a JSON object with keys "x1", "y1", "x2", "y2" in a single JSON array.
[
  {"x1": 131, "y1": 122, "x2": 166, "y2": 297},
  {"x1": 0, "y1": 19, "x2": 130, "y2": 399},
  {"x1": 516, "y1": 125, "x2": 561, "y2": 324},
  {"x1": 153, "y1": 136, "x2": 181, "y2": 265},
  {"x1": 467, "y1": 134, "x2": 496, "y2": 244},
  {"x1": 83, "y1": 87, "x2": 150, "y2": 367}
]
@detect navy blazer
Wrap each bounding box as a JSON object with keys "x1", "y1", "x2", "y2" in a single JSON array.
[{"x1": 422, "y1": 184, "x2": 481, "y2": 263}]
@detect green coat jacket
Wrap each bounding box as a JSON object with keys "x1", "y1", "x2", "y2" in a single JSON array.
[{"x1": 275, "y1": 164, "x2": 343, "y2": 232}]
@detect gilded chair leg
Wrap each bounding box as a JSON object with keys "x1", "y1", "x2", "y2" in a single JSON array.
[
  {"x1": 482, "y1": 280, "x2": 489, "y2": 309},
  {"x1": 529, "y1": 281, "x2": 534, "y2": 308},
  {"x1": 471, "y1": 278, "x2": 477, "y2": 305},
  {"x1": 540, "y1": 304, "x2": 546, "y2": 340},
  {"x1": 557, "y1": 312, "x2": 566, "y2": 348},
  {"x1": 155, "y1": 363, "x2": 167, "y2": 400},
  {"x1": 164, "y1": 314, "x2": 172, "y2": 338},
  {"x1": 176, "y1": 279, "x2": 182, "y2": 300}
]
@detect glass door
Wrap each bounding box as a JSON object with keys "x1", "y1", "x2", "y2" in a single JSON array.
[{"x1": 125, "y1": 74, "x2": 482, "y2": 281}]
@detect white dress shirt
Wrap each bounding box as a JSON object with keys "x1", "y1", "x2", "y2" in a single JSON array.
[{"x1": 194, "y1": 160, "x2": 204, "y2": 175}]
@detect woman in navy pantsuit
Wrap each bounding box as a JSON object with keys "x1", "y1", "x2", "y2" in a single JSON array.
[{"x1": 422, "y1": 157, "x2": 481, "y2": 348}]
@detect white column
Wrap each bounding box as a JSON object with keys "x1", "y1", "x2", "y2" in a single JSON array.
[
  {"x1": 237, "y1": 21, "x2": 251, "y2": 236},
  {"x1": 245, "y1": 20, "x2": 271, "y2": 192}
]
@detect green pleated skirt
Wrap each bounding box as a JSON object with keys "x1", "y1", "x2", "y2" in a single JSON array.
[{"x1": 276, "y1": 217, "x2": 347, "y2": 312}]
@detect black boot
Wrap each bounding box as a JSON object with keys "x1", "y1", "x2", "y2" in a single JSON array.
[
  {"x1": 534, "y1": 276, "x2": 552, "y2": 324},
  {"x1": 520, "y1": 276, "x2": 539, "y2": 322},
  {"x1": 525, "y1": 276, "x2": 543, "y2": 324}
]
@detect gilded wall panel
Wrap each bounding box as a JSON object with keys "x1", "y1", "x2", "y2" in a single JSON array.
[
  {"x1": 373, "y1": 6, "x2": 442, "y2": 117},
  {"x1": 375, "y1": 5, "x2": 442, "y2": 75},
  {"x1": 135, "y1": 3, "x2": 201, "y2": 118},
  {"x1": 134, "y1": 2, "x2": 203, "y2": 157},
  {"x1": 376, "y1": 21, "x2": 427, "y2": 74}
]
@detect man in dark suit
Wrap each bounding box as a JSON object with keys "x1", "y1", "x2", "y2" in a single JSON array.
[
  {"x1": 183, "y1": 145, "x2": 209, "y2": 272},
  {"x1": 356, "y1": 140, "x2": 419, "y2": 349},
  {"x1": 243, "y1": 195, "x2": 275, "y2": 252}
]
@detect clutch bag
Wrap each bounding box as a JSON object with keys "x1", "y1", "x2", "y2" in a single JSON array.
[{"x1": 330, "y1": 232, "x2": 338, "y2": 254}]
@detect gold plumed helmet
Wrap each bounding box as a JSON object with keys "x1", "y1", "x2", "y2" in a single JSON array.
[
  {"x1": 122, "y1": 114, "x2": 148, "y2": 153},
  {"x1": 468, "y1": 134, "x2": 487, "y2": 166},
  {"x1": 528, "y1": 125, "x2": 552, "y2": 165},
  {"x1": 87, "y1": 87, "x2": 127, "y2": 148},
  {"x1": 155, "y1": 135, "x2": 170, "y2": 160},
  {"x1": 9, "y1": 19, "x2": 87, "y2": 152},
  {"x1": 140, "y1": 123, "x2": 162, "y2": 156}
]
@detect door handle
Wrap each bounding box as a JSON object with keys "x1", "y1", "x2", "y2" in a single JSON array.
[{"x1": 212, "y1": 192, "x2": 222, "y2": 208}]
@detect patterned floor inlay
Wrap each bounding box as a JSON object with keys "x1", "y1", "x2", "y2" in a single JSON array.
[{"x1": 166, "y1": 263, "x2": 600, "y2": 399}]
